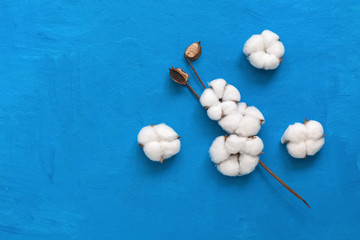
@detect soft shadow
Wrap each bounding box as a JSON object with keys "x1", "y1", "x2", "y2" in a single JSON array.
[
  {"x1": 203, "y1": 155, "x2": 254, "y2": 188},
  {"x1": 279, "y1": 143, "x2": 318, "y2": 170},
  {"x1": 238, "y1": 54, "x2": 279, "y2": 84},
  {"x1": 133, "y1": 141, "x2": 177, "y2": 175}
]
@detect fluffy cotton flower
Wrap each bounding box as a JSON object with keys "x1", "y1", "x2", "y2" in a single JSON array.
[
  {"x1": 200, "y1": 78, "x2": 241, "y2": 121},
  {"x1": 209, "y1": 135, "x2": 264, "y2": 176},
  {"x1": 200, "y1": 79, "x2": 265, "y2": 137},
  {"x1": 281, "y1": 119, "x2": 325, "y2": 158},
  {"x1": 243, "y1": 30, "x2": 285, "y2": 70},
  {"x1": 138, "y1": 123, "x2": 181, "y2": 163},
  {"x1": 219, "y1": 102, "x2": 265, "y2": 137}
]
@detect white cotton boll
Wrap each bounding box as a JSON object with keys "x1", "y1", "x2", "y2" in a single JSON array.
[
  {"x1": 209, "y1": 136, "x2": 230, "y2": 164},
  {"x1": 238, "y1": 154, "x2": 259, "y2": 176},
  {"x1": 160, "y1": 140, "x2": 181, "y2": 159},
  {"x1": 143, "y1": 142, "x2": 163, "y2": 161},
  {"x1": 235, "y1": 116, "x2": 261, "y2": 137},
  {"x1": 222, "y1": 85, "x2": 241, "y2": 102},
  {"x1": 209, "y1": 78, "x2": 227, "y2": 99},
  {"x1": 224, "y1": 135, "x2": 247, "y2": 154},
  {"x1": 244, "y1": 137, "x2": 264, "y2": 156},
  {"x1": 243, "y1": 35, "x2": 264, "y2": 56},
  {"x1": 282, "y1": 120, "x2": 325, "y2": 158},
  {"x1": 244, "y1": 30, "x2": 284, "y2": 70},
  {"x1": 200, "y1": 89, "x2": 219, "y2": 107},
  {"x1": 281, "y1": 123, "x2": 307, "y2": 143},
  {"x1": 138, "y1": 123, "x2": 180, "y2": 163},
  {"x1": 266, "y1": 41, "x2": 285, "y2": 59},
  {"x1": 210, "y1": 134, "x2": 263, "y2": 177},
  {"x1": 207, "y1": 104, "x2": 223, "y2": 121},
  {"x1": 218, "y1": 112, "x2": 243, "y2": 134},
  {"x1": 245, "y1": 106, "x2": 265, "y2": 124},
  {"x1": 217, "y1": 155, "x2": 241, "y2": 177},
  {"x1": 221, "y1": 101, "x2": 237, "y2": 116},
  {"x1": 153, "y1": 123, "x2": 178, "y2": 141},
  {"x1": 237, "y1": 102, "x2": 247, "y2": 115},
  {"x1": 286, "y1": 142, "x2": 307, "y2": 159},
  {"x1": 248, "y1": 51, "x2": 266, "y2": 69},
  {"x1": 305, "y1": 120, "x2": 324, "y2": 139},
  {"x1": 306, "y1": 138, "x2": 325, "y2": 156},
  {"x1": 261, "y1": 30, "x2": 279, "y2": 48},
  {"x1": 137, "y1": 126, "x2": 157, "y2": 145},
  {"x1": 263, "y1": 54, "x2": 280, "y2": 70}
]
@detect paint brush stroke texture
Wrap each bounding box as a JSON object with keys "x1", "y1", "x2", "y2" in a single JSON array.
[{"x1": 0, "y1": 0, "x2": 359, "y2": 239}]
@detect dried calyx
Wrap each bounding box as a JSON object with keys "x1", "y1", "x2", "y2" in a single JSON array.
[
  {"x1": 169, "y1": 67, "x2": 189, "y2": 85},
  {"x1": 185, "y1": 41, "x2": 202, "y2": 60},
  {"x1": 184, "y1": 41, "x2": 206, "y2": 89},
  {"x1": 169, "y1": 67, "x2": 199, "y2": 99}
]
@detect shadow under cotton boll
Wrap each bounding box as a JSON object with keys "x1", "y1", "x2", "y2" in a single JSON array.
[
  {"x1": 239, "y1": 54, "x2": 278, "y2": 84},
  {"x1": 134, "y1": 141, "x2": 178, "y2": 175},
  {"x1": 204, "y1": 154, "x2": 254, "y2": 188},
  {"x1": 279, "y1": 142, "x2": 318, "y2": 171}
]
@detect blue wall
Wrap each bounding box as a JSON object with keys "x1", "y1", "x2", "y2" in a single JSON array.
[{"x1": 0, "y1": 1, "x2": 359, "y2": 239}]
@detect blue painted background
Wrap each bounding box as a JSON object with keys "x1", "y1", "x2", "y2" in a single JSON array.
[{"x1": 0, "y1": 0, "x2": 359, "y2": 239}]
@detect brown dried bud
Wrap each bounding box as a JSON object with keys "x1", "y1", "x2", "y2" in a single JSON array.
[
  {"x1": 185, "y1": 41, "x2": 202, "y2": 60},
  {"x1": 169, "y1": 67, "x2": 189, "y2": 85}
]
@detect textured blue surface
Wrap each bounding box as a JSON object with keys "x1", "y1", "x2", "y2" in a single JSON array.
[{"x1": 0, "y1": 1, "x2": 360, "y2": 239}]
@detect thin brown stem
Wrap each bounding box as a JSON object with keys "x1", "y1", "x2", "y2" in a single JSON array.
[
  {"x1": 185, "y1": 83, "x2": 200, "y2": 99},
  {"x1": 259, "y1": 160, "x2": 310, "y2": 208},
  {"x1": 185, "y1": 56, "x2": 206, "y2": 89}
]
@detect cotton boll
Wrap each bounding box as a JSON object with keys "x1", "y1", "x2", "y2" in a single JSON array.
[
  {"x1": 282, "y1": 120, "x2": 325, "y2": 158},
  {"x1": 200, "y1": 89, "x2": 219, "y2": 107},
  {"x1": 263, "y1": 54, "x2": 280, "y2": 70},
  {"x1": 221, "y1": 101, "x2": 237, "y2": 116},
  {"x1": 207, "y1": 104, "x2": 223, "y2": 121},
  {"x1": 237, "y1": 102, "x2": 247, "y2": 115},
  {"x1": 286, "y1": 142, "x2": 307, "y2": 159},
  {"x1": 245, "y1": 106, "x2": 265, "y2": 124},
  {"x1": 281, "y1": 123, "x2": 307, "y2": 143},
  {"x1": 244, "y1": 30, "x2": 284, "y2": 70},
  {"x1": 201, "y1": 79, "x2": 242, "y2": 123},
  {"x1": 138, "y1": 123, "x2": 180, "y2": 163},
  {"x1": 224, "y1": 135, "x2": 247, "y2": 154},
  {"x1": 243, "y1": 35, "x2": 264, "y2": 56},
  {"x1": 153, "y1": 123, "x2": 178, "y2": 141},
  {"x1": 261, "y1": 30, "x2": 279, "y2": 48},
  {"x1": 209, "y1": 134, "x2": 263, "y2": 177},
  {"x1": 238, "y1": 154, "x2": 259, "y2": 176},
  {"x1": 305, "y1": 120, "x2": 324, "y2": 139},
  {"x1": 218, "y1": 112, "x2": 243, "y2": 134},
  {"x1": 235, "y1": 116, "x2": 261, "y2": 137},
  {"x1": 248, "y1": 51, "x2": 266, "y2": 69},
  {"x1": 217, "y1": 155, "x2": 241, "y2": 177},
  {"x1": 137, "y1": 126, "x2": 157, "y2": 145},
  {"x1": 209, "y1": 136, "x2": 230, "y2": 164},
  {"x1": 306, "y1": 138, "x2": 325, "y2": 156},
  {"x1": 244, "y1": 137, "x2": 264, "y2": 156},
  {"x1": 143, "y1": 142, "x2": 163, "y2": 161},
  {"x1": 209, "y1": 78, "x2": 227, "y2": 99},
  {"x1": 222, "y1": 85, "x2": 241, "y2": 102},
  {"x1": 160, "y1": 140, "x2": 181, "y2": 159},
  {"x1": 266, "y1": 41, "x2": 285, "y2": 59}
]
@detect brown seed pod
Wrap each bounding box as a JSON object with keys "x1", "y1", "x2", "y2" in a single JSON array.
[
  {"x1": 169, "y1": 67, "x2": 189, "y2": 85},
  {"x1": 185, "y1": 41, "x2": 202, "y2": 60}
]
